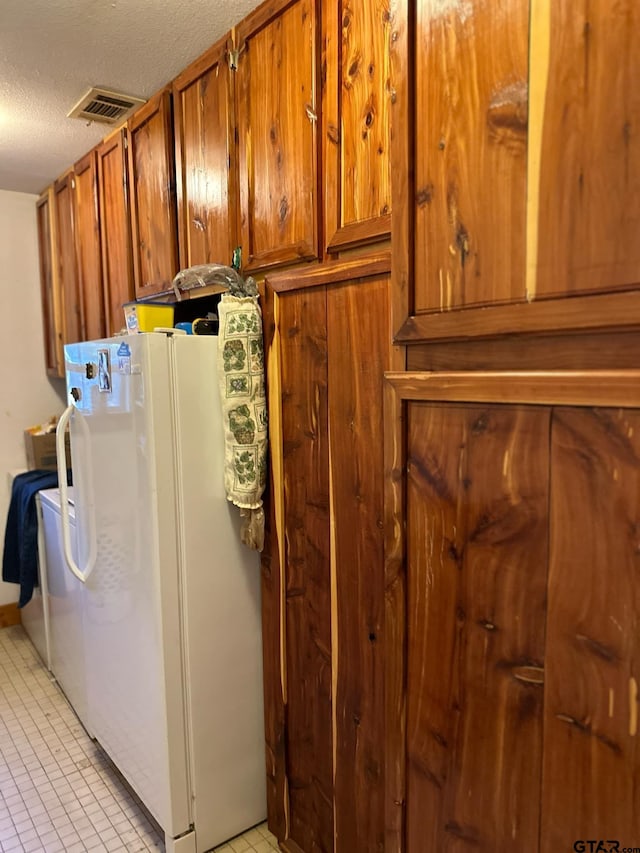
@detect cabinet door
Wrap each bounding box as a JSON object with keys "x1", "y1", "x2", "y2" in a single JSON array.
[
  {"x1": 97, "y1": 128, "x2": 134, "y2": 336},
  {"x1": 323, "y1": 0, "x2": 392, "y2": 253},
  {"x1": 541, "y1": 407, "x2": 640, "y2": 851},
  {"x1": 173, "y1": 33, "x2": 238, "y2": 270},
  {"x1": 530, "y1": 0, "x2": 640, "y2": 300},
  {"x1": 401, "y1": 401, "x2": 548, "y2": 852},
  {"x1": 36, "y1": 187, "x2": 63, "y2": 377},
  {"x1": 128, "y1": 89, "x2": 179, "y2": 298},
  {"x1": 262, "y1": 260, "x2": 391, "y2": 852},
  {"x1": 54, "y1": 170, "x2": 83, "y2": 345},
  {"x1": 235, "y1": 0, "x2": 320, "y2": 273},
  {"x1": 74, "y1": 150, "x2": 105, "y2": 342}
]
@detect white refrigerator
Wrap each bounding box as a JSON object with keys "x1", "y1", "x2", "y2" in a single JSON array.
[{"x1": 56, "y1": 332, "x2": 266, "y2": 853}]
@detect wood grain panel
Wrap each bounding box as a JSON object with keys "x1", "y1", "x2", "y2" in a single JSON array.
[
  {"x1": 279, "y1": 287, "x2": 333, "y2": 853},
  {"x1": 236, "y1": 0, "x2": 320, "y2": 272},
  {"x1": 328, "y1": 275, "x2": 390, "y2": 853},
  {"x1": 74, "y1": 151, "x2": 105, "y2": 342},
  {"x1": 54, "y1": 171, "x2": 82, "y2": 345},
  {"x1": 261, "y1": 285, "x2": 288, "y2": 842},
  {"x1": 405, "y1": 402, "x2": 549, "y2": 851},
  {"x1": 412, "y1": 0, "x2": 528, "y2": 312},
  {"x1": 406, "y1": 330, "x2": 640, "y2": 373},
  {"x1": 36, "y1": 188, "x2": 63, "y2": 377},
  {"x1": 323, "y1": 0, "x2": 392, "y2": 253},
  {"x1": 541, "y1": 408, "x2": 640, "y2": 850},
  {"x1": 97, "y1": 129, "x2": 134, "y2": 336},
  {"x1": 128, "y1": 89, "x2": 179, "y2": 298},
  {"x1": 173, "y1": 34, "x2": 238, "y2": 270},
  {"x1": 533, "y1": 0, "x2": 640, "y2": 300}
]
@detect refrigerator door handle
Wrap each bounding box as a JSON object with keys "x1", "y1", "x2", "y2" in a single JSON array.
[{"x1": 56, "y1": 404, "x2": 97, "y2": 584}]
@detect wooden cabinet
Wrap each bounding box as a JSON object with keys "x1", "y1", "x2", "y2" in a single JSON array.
[
  {"x1": 73, "y1": 150, "x2": 106, "y2": 342},
  {"x1": 36, "y1": 187, "x2": 63, "y2": 377},
  {"x1": 97, "y1": 128, "x2": 134, "y2": 336},
  {"x1": 262, "y1": 254, "x2": 393, "y2": 853},
  {"x1": 391, "y1": 0, "x2": 640, "y2": 343},
  {"x1": 53, "y1": 169, "x2": 83, "y2": 346},
  {"x1": 384, "y1": 372, "x2": 640, "y2": 852},
  {"x1": 173, "y1": 33, "x2": 238, "y2": 271},
  {"x1": 127, "y1": 88, "x2": 179, "y2": 298},
  {"x1": 322, "y1": 0, "x2": 392, "y2": 253},
  {"x1": 235, "y1": 0, "x2": 321, "y2": 273}
]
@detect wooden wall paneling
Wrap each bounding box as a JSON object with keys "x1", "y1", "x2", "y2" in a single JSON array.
[
  {"x1": 327, "y1": 274, "x2": 391, "y2": 852},
  {"x1": 173, "y1": 33, "x2": 238, "y2": 271},
  {"x1": 412, "y1": 0, "x2": 529, "y2": 313},
  {"x1": 403, "y1": 401, "x2": 548, "y2": 851},
  {"x1": 36, "y1": 188, "x2": 63, "y2": 376},
  {"x1": 235, "y1": 0, "x2": 320, "y2": 273},
  {"x1": 406, "y1": 330, "x2": 640, "y2": 373},
  {"x1": 53, "y1": 170, "x2": 82, "y2": 345},
  {"x1": 541, "y1": 407, "x2": 640, "y2": 850},
  {"x1": 322, "y1": 0, "x2": 392, "y2": 254},
  {"x1": 73, "y1": 150, "x2": 105, "y2": 342},
  {"x1": 278, "y1": 286, "x2": 333, "y2": 853},
  {"x1": 97, "y1": 128, "x2": 134, "y2": 336},
  {"x1": 127, "y1": 89, "x2": 179, "y2": 298},
  {"x1": 261, "y1": 286, "x2": 289, "y2": 843},
  {"x1": 530, "y1": 0, "x2": 640, "y2": 301}
]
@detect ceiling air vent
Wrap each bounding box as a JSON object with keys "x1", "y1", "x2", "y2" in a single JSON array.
[{"x1": 67, "y1": 87, "x2": 146, "y2": 125}]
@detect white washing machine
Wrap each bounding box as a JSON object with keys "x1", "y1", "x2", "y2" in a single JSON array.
[
  {"x1": 39, "y1": 487, "x2": 91, "y2": 733},
  {"x1": 19, "y1": 494, "x2": 52, "y2": 669}
]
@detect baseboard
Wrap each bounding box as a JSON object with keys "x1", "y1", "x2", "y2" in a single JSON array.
[{"x1": 0, "y1": 602, "x2": 21, "y2": 628}]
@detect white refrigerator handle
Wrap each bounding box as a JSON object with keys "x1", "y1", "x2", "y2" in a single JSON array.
[{"x1": 56, "y1": 404, "x2": 97, "y2": 584}]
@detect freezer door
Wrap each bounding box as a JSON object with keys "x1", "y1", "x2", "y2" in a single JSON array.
[{"x1": 63, "y1": 336, "x2": 191, "y2": 837}]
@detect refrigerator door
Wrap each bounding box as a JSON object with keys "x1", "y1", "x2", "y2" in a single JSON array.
[{"x1": 63, "y1": 335, "x2": 191, "y2": 838}]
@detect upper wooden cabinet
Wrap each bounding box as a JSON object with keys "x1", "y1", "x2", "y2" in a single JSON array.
[
  {"x1": 36, "y1": 188, "x2": 63, "y2": 377},
  {"x1": 392, "y1": 0, "x2": 640, "y2": 343},
  {"x1": 127, "y1": 89, "x2": 179, "y2": 298},
  {"x1": 173, "y1": 33, "x2": 238, "y2": 271},
  {"x1": 235, "y1": 0, "x2": 321, "y2": 273},
  {"x1": 322, "y1": 0, "x2": 392, "y2": 254},
  {"x1": 97, "y1": 128, "x2": 135, "y2": 336},
  {"x1": 74, "y1": 150, "x2": 106, "y2": 342},
  {"x1": 53, "y1": 170, "x2": 83, "y2": 346}
]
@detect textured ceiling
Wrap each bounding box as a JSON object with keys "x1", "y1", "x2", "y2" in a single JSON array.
[{"x1": 0, "y1": 0, "x2": 262, "y2": 195}]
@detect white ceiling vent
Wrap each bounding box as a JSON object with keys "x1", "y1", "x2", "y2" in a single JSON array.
[{"x1": 67, "y1": 87, "x2": 146, "y2": 125}]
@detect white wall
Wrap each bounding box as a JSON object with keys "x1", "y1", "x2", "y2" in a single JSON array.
[{"x1": 0, "y1": 189, "x2": 66, "y2": 605}]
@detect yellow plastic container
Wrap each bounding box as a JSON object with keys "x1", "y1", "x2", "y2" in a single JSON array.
[{"x1": 123, "y1": 301, "x2": 174, "y2": 334}]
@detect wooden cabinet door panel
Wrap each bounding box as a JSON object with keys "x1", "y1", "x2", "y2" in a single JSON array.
[
  {"x1": 323, "y1": 0, "x2": 392, "y2": 253},
  {"x1": 410, "y1": 0, "x2": 528, "y2": 313},
  {"x1": 128, "y1": 89, "x2": 179, "y2": 298},
  {"x1": 236, "y1": 0, "x2": 320, "y2": 272},
  {"x1": 173, "y1": 34, "x2": 238, "y2": 270},
  {"x1": 404, "y1": 402, "x2": 549, "y2": 851},
  {"x1": 531, "y1": 0, "x2": 640, "y2": 301},
  {"x1": 97, "y1": 129, "x2": 134, "y2": 336},
  {"x1": 74, "y1": 151, "x2": 105, "y2": 342},
  {"x1": 328, "y1": 275, "x2": 390, "y2": 852},
  {"x1": 278, "y1": 286, "x2": 333, "y2": 853},
  {"x1": 541, "y1": 407, "x2": 640, "y2": 850},
  {"x1": 36, "y1": 188, "x2": 63, "y2": 376},
  {"x1": 54, "y1": 171, "x2": 83, "y2": 345}
]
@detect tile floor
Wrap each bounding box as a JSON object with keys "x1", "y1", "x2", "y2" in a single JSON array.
[{"x1": 0, "y1": 625, "x2": 279, "y2": 853}]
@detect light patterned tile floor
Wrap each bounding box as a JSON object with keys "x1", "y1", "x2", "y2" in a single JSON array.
[{"x1": 0, "y1": 625, "x2": 279, "y2": 853}]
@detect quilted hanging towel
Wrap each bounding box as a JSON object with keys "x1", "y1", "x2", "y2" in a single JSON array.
[{"x1": 216, "y1": 290, "x2": 268, "y2": 550}]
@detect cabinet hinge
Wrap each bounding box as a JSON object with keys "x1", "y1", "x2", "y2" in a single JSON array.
[
  {"x1": 227, "y1": 42, "x2": 246, "y2": 71},
  {"x1": 228, "y1": 47, "x2": 240, "y2": 71}
]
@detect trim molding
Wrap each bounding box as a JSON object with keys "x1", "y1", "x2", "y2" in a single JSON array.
[{"x1": 265, "y1": 251, "x2": 392, "y2": 293}]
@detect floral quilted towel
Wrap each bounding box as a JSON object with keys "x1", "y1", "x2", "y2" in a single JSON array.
[{"x1": 216, "y1": 293, "x2": 268, "y2": 550}]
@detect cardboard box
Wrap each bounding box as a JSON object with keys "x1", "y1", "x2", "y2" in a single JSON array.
[{"x1": 24, "y1": 429, "x2": 71, "y2": 472}]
